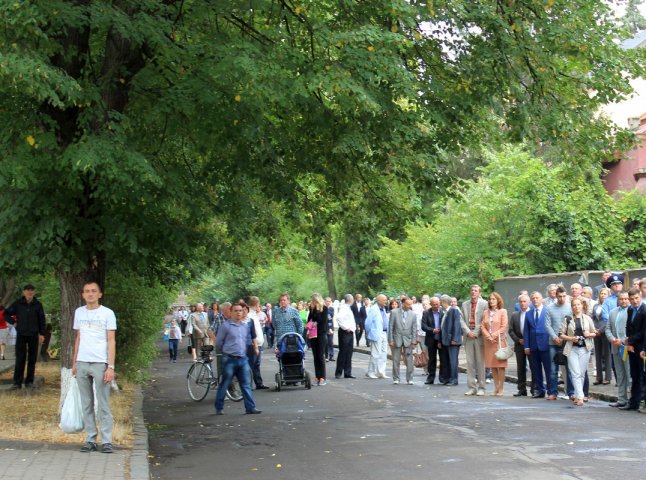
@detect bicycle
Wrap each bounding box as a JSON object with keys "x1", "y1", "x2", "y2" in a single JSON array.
[{"x1": 186, "y1": 345, "x2": 243, "y2": 402}]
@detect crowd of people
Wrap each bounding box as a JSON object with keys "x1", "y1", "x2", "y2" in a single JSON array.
[{"x1": 168, "y1": 270, "x2": 646, "y2": 415}]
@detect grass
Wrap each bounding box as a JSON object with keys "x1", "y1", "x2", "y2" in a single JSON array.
[{"x1": 0, "y1": 361, "x2": 134, "y2": 447}]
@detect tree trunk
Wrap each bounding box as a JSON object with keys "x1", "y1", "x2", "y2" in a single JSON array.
[
  {"x1": 325, "y1": 237, "x2": 337, "y2": 300},
  {"x1": 0, "y1": 276, "x2": 16, "y2": 306},
  {"x1": 58, "y1": 270, "x2": 90, "y2": 369}
]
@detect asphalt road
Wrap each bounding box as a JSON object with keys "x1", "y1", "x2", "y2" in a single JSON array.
[{"x1": 143, "y1": 344, "x2": 646, "y2": 480}]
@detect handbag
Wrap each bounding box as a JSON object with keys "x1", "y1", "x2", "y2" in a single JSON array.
[
  {"x1": 495, "y1": 331, "x2": 514, "y2": 360},
  {"x1": 306, "y1": 320, "x2": 318, "y2": 339},
  {"x1": 553, "y1": 317, "x2": 570, "y2": 366},
  {"x1": 413, "y1": 344, "x2": 429, "y2": 368},
  {"x1": 59, "y1": 377, "x2": 84, "y2": 433}
]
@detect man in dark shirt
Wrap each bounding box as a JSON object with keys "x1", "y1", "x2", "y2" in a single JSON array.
[{"x1": 4, "y1": 284, "x2": 46, "y2": 389}]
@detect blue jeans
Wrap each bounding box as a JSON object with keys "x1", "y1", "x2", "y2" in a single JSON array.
[
  {"x1": 214, "y1": 355, "x2": 256, "y2": 412},
  {"x1": 168, "y1": 339, "x2": 179, "y2": 360},
  {"x1": 548, "y1": 345, "x2": 574, "y2": 396}
]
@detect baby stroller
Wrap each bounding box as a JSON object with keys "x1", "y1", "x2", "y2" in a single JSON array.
[{"x1": 275, "y1": 333, "x2": 312, "y2": 391}]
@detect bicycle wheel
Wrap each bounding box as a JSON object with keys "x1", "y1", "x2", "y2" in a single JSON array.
[
  {"x1": 187, "y1": 362, "x2": 213, "y2": 401},
  {"x1": 226, "y1": 377, "x2": 243, "y2": 402}
]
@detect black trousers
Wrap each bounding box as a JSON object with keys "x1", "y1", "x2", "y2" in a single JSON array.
[
  {"x1": 355, "y1": 322, "x2": 365, "y2": 346},
  {"x1": 14, "y1": 334, "x2": 39, "y2": 386},
  {"x1": 335, "y1": 329, "x2": 354, "y2": 377},
  {"x1": 426, "y1": 337, "x2": 449, "y2": 383},
  {"x1": 628, "y1": 351, "x2": 643, "y2": 408},
  {"x1": 310, "y1": 335, "x2": 327, "y2": 380},
  {"x1": 514, "y1": 347, "x2": 530, "y2": 393}
]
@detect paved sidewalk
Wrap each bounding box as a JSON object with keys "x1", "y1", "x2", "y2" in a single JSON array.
[{"x1": 0, "y1": 345, "x2": 149, "y2": 480}]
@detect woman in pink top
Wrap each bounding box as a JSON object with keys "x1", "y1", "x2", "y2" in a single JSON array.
[{"x1": 481, "y1": 292, "x2": 509, "y2": 396}]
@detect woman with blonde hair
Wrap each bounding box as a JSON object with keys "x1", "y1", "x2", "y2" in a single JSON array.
[
  {"x1": 481, "y1": 292, "x2": 509, "y2": 396},
  {"x1": 559, "y1": 297, "x2": 596, "y2": 406},
  {"x1": 307, "y1": 293, "x2": 329, "y2": 385}
]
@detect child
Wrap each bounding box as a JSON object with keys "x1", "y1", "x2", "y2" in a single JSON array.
[{"x1": 167, "y1": 318, "x2": 182, "y2": 362}]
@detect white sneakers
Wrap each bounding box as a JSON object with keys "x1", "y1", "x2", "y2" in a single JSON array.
[
  {"x1": 465, "y1": 389, "x2": 476, "y2": 396},
  {"x1": 407, "y1": 380, "x2": 414, "y2": 385},
  {"x1": 393, "y1": 380, "x2": 400, "y2": 384},
  {"x1": 365, "y1": 373, "x2": 378, "y2": 379}
]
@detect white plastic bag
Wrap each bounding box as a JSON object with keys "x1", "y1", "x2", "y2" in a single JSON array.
[
  {"x1": 59, "y1": 377, "x2": 84, "y2": 433},
  {"x1": 7, "y1": 325, "x2": 16, "y2": 346}
]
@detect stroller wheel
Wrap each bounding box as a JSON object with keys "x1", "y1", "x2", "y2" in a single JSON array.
[
  {"x1": 304, "y1": 371, "x2": 312, "y2": 390},
  {"x1": 275, "y1": 372, "x2": 282, "y2": 391}
]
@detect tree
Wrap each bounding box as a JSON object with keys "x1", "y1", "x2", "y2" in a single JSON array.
[
  {"x1": 376, "y1": 146, "x2": 624, "y2": 297},
  {"x1": 0, "y1": 0, "x2": 642, "y2": 386}
]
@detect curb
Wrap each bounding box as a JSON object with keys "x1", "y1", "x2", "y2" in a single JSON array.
[{"x1": 130, "y1": 384, "x2": 150, "y2": 480}]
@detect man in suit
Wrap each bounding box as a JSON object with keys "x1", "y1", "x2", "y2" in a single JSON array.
[
  {"x1": 461, "y1": 285, "x2": 488, "y2": 396},
  {"x1": 440, "y1": 295, "x2": 462, "y2": 386},
  {"x1": 524, "y1": 292, "x2": 551, "y2": 398},
  {"x1": 421, "y1": 296, "x2": 448, "y2": 384},
  {"x1": 351, "y1": 294, "x2": 367, "y2": 347},
  {"x1": 509, "y1": 293, "x2": 531, "y2": 396},
  {"x1": 619, "y1": 288, "x2": 646, "y2": 411},
  {"x1": 606, "y1": 291, "x2": 630, "y2": 408},
  {"x1": 388, "y1": 297, "x2": 418, "y2": 385}
]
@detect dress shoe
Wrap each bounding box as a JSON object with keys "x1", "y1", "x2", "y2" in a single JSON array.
[
  {"x1": 245, "y1": 409, "x2": 262, "y2": 414},
  {"x1": 215, "y1": 410, "x2": 224, "y2": 415},
  {"x1": 592, "y1": 380, "x2": 602, "y2": 385},
  {"x1": 513, "y1": 391, "x2": 527, "y2": 397},
  {"x1": 101, "y1": 443, "x2": 113, "y2": 454},
  {"x1": 609, "y1": 402, "x2": 627, "y2": 408},
  {"x1": 531, "y1": 393, "x2": 545, "y2": 399},
  {"x1": 344, "y1": 375, "x2": 356, "y2": 379},
  {"x1": 618, "y1": 404, "x2": 638, "y2": 411},
  {"x1": 256, "y1": 385, "x2": 270, "y2": 390},
  {"x1": 424, "y1": 381, "x2": 433, "y2": 385},
  {"x1": 80, "y1": 442, "x2": 98, "y2": 453}
]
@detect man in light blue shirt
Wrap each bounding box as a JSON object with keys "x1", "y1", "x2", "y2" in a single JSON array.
[
  {"x1": 545, "y1": 286, "x2": 573, "y2": 400},
  {"x1": 364, "y1": 294, "x2": 390, "y2": 379}
]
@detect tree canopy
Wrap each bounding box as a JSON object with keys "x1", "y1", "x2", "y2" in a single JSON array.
[{"x1": 0, "y1": 0, "x2": 644, "y2": 363}]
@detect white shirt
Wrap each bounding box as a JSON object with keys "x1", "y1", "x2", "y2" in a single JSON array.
[
  {"x1": 74, "y1": 305, "x2": 117, "y2": 363},
  {"x1": 248, "y1": 310, "x2": 265, "y2": 347},
  {"x1": 336, "y1": 304, "x2": 356, "y2": 332}
]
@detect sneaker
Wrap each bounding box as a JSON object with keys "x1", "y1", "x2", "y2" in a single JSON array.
[
  {"x1": 393, "y1": 380, "x2": 400, "y2": 385},
  {"x1": 80, "y1": 442, "x2": 98, "y2": 453},
  {"x1": 101, "y1": 443, "x2": 113, "y2": 454},
  {"x1": 485, "y1": 378, "x2": 492, "y2": 384},
  {"x1": 378, "y1": 374, "x2": 391, "y2": 379},
  {"x1": 365, "y1": 373, "x2": 378, "y2": 379},
  {"x1": 464, "y1": 390, "x2": 476, "y2": 396},
  {"x1": 476, "y1": 389, "x2": 485, "y2": 396},
  {"x1": 407, "y1": 380, "x2": 414, "y2": 385},
  {"x1": 215, "y1": 410, "x2": 224, "y2": 415},
  {"x1": 319, "y1": 379, "x2": 328, "y2": 386}
]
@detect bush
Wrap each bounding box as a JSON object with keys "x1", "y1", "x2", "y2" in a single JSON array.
[{"x1": 105, "y1": 272, "x2": 172, "y2": 380}]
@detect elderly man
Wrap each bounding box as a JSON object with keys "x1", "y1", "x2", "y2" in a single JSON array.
[
  {"x1": 389, "y1": 297, "x2": 418, "y2": 385},
  {"x1": 461, "y1": 285, "x2": 488, "y2": 396},
  {"x1": 509, "y1": 293, "x2": 531, "y2": 396},
  {"x1": 421, "y1": 296, "x2": 448, "y2": 385},
  {"x1": 364, "y1": 294, "x2": 390, "y2": 379},
  {"x1": 525, "y1": 291, "x2": 551, "y2": 398},
  {"x1": 440, "y1": 295, "x2": 462, "y2": 386},
  {"x1": 607, "y1": 291, "x2": 630, "y2": 408},
  {"x1": 335, "y1": 294, "x2": 357, "y2": 379}
]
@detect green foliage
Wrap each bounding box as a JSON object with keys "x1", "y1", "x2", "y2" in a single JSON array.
[
  {"x1": 249, "y1": 258, "x2": 327, "y2": 304},
  {"x1": 614, "y1": 190, "x2": 646, "y2": 268},
  {"x1": 376, "y1": 146, "x2": 624, "y2": 298},
  {"x1": 622, "y1": 0, "x2": 646, "y2": 34},
  {"x1": 106, "y1": 272, "x2": 172, "y2": 380}
]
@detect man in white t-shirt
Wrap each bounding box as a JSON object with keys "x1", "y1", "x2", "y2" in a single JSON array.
[{"x1": 72, "y1": 281, "x2": 117, "y2": 454}]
